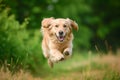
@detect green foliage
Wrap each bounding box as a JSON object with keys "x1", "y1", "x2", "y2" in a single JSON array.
[
  {"x1": 74, "y1": 26, "x2": 93, "y2": 50},
  {"x1": 0, "y1": 6, "x2": 44, "y2": 73},
  {"x1": 3, "y1": 0, "x2": 120, "y2": 50},
  {"x1": 0, "y1": 0, "x2": 120, "y2": 74}
]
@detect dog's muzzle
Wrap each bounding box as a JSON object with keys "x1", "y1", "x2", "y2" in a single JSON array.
[{"x1": 56, "y1": 31, "x2": 65, "y2": 42}]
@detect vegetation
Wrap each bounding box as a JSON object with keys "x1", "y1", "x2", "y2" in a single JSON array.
[
  {"x1": 0, "y1": 0, "x2": 120, "y2": 80},
  {"x1": 0, "y1": 52, "x2": 120, "y2": 80},
  {"x1": 2, "y1": 0, "x2": 120, "y2": 50},
  {"x1": 0, "y1": 4, "x2": 44, "y2": 73}
]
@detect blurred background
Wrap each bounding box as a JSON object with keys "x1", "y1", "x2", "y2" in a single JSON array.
[{"x1": 0, "y1": 0, "x2": 120, "y2": 80}]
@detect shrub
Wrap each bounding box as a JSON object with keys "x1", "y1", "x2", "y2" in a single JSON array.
[{"x1": 0, "y1": 5, "x2": 45, "y2": 73}]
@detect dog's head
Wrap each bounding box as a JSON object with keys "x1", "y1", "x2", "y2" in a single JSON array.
[{"x1": 41, "y1": 17, "x2": 78, "y2": 42}]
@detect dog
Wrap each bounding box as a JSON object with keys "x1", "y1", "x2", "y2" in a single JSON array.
[{"x1": 41, "y1": 17, "x2": 78, "y2": 68}]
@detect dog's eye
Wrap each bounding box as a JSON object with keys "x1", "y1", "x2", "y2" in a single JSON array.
[
  {"x1": 55, "y1": 25, "x2": 58, "y2": 28},
  {"x1": 63, "y1": 24, "x2": 67, "y2": 28}
]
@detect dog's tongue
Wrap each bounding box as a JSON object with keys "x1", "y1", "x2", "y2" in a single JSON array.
[{"x1": 59, "y1": 36, "x2": 64, "y2": 41}]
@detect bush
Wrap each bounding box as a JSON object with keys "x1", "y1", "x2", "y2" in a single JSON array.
[{"x1": 0, "y1": 6, "x2": 45, "y2": 73}]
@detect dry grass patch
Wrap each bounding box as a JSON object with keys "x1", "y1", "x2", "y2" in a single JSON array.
[
  {"x1": 0, "y1": 53, "x2": 120, "y2": 80},
  {"x1": 0, "y1": 67, "x2": 42, "y2": 80}
]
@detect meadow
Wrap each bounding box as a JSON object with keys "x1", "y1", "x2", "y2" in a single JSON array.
[
  {"x1": 0, "y1": 1, "x2": 120, "y2": 80},
  {"x1": 0, "y1": 50, "x2": 120, "y2": 80}
]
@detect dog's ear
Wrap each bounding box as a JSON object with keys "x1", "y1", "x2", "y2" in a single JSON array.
[
  {"x1": 41, "y1": 17, "x2": 54, "y2": 28},
  {"x1": 66, "y1": 18, "x2": 79, "y2": 31}
]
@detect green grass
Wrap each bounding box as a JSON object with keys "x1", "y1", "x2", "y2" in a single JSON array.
[
  {"x1": 0, "y1": 52, "x2": 120, "y2": 80},
  {"x1": 34, "y1": 52, "x2": 120, "y2": 80}
]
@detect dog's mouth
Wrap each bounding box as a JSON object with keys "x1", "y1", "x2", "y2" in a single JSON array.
[{"x1": 55, "y1": 34, "x2": 65, "y2": 42}]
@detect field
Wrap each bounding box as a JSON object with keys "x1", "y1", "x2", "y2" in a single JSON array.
[{"x1": 0, "y1": 51, "x2": 120, "y2": 80}]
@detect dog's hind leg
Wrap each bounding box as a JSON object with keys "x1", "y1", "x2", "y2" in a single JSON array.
[{"x1": 48, "y1": 59, "x2": 54, "y2": 68}]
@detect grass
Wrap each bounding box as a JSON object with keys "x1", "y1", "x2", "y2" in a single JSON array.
[{"x1": 0, "y1": 51, "x2": 120, "y2": 80}]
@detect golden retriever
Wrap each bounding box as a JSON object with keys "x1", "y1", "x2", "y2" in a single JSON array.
[{"x1": 41, "y1": 17, "x2": 78, "y2": 68}]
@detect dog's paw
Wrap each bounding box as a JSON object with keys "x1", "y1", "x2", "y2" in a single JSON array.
[
  {"x1": 50, "y1": 53, "x2": 64, "y2": 62},
  {"x1": 63, "y1": 49, "x2": 72, "y2": 59},
  {"x1": 63, "y1": 51, "x2": 70, "y2": 56}
]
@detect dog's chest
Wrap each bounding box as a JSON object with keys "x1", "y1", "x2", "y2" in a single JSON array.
[{"x1": 54, "y1": 43, "x2": 67, "y2": 52}]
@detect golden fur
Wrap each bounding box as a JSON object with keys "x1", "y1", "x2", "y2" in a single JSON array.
[{"x1": 41, "y1": 17, "x2": 78, "y2": 68}]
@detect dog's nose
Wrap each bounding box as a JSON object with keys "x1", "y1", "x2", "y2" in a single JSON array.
[{"x1": 59, "y1": 31, "x2": 63, "y2": 35}]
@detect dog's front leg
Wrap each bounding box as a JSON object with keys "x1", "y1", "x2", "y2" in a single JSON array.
[
  {"x1": 63, "y1": 47, "x2": 72, "y2": 58},
  {"x1": 48, "y1": 49, "x2": 64, "y2": 68},
  {"x1": 49, "y1": 49, "x2": 64, "y2": 63}
]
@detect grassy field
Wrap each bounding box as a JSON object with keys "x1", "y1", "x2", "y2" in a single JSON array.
[{"x1": 0, "y1": 51, "x2": 120, "y2": 80}]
